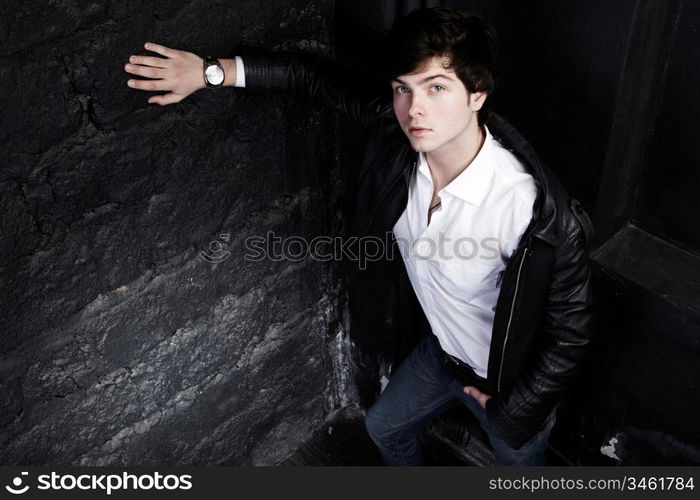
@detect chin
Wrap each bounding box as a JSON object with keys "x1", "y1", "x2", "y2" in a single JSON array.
[{"x1": 408, "y1": 139, "x2": 436, "y2": 153}]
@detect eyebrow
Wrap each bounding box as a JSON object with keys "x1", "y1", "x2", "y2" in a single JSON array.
[{"x1": 392, "y1": 73, "x2": 456, "y2": 85}]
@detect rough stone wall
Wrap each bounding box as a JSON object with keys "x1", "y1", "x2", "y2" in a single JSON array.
[{"x1": 0, "y1": 0, "x2": 354, "y2": 465}]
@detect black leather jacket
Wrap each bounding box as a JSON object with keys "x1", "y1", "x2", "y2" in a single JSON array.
[{"x1": 242, "y1": 51, "x2": 596, "y2": 449}]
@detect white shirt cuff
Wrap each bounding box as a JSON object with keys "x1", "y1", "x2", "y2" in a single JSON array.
[{"x1": 234, "y1": 56, "x2": 246, "y2": 88}]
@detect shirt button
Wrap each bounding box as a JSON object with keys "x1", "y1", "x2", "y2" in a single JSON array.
[{"x1": 415, "y1": 241, "x2": 432, "y2": 258}]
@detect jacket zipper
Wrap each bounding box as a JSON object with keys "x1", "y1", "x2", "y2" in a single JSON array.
[{"x1": 497, "y1": 244, "x2": 529, "y2": 392}]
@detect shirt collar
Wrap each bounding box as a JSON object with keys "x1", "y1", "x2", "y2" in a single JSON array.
[{"x1": 416, "y1": 125, "x2": 496, "y2": 207}]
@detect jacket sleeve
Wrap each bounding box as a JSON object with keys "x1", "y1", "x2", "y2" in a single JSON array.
[
  {"x1": 240, "y1": 49, "x2": 393, "y2": 127},
  {"x1": 485, "y1": 223, "x2": 596, "y2": 449}
]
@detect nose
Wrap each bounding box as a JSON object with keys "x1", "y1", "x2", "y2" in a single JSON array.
[{"x1": 408, "y1": 94, "x2": 425, "y2": 118}]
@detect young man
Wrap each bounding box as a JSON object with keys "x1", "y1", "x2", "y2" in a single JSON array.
[{"x1": 125, "y1": 8, "x2": 594, "y2": 466}]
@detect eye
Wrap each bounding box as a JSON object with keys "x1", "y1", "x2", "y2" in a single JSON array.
[
  {"x1": 393, "y1": 86, "x2": 409, "y2": 95},
  {"x1": 430, "y1": 84, "x2": 445, "y2": 93}
]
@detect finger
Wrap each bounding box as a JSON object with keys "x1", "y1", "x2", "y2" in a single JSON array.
[
  {"x1": 124, "y1": 63, "x2": 167, "y2": 79},
  {"x1": 463, "y1": 386, "x2": 479, "y2": 397},
  {"x1": 144, "y1": 42, "x2": 174, "y2": 58},
  {"x1": 128, "y1": 55, "x2": 169, "y2": 68},
  {"x1": 148, "y1": 93, "x2": 182, "y2": 106},
  {"x1": 127, "y1": 78, "x2": 171, "y2": 92},
  {"x1": 464, "y1": 387, "x2": 484, "y2": 406}
]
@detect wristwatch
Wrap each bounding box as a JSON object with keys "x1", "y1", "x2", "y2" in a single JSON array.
[{"x1": 203, "y1": 56, "x2": 225, "y2": 88}]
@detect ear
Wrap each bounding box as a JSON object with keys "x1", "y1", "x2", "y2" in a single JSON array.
[{"x1": 470, "y1": 91, "x2": 488, "y2": 111}]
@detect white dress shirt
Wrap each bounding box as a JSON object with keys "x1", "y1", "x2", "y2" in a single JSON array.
[{"x1": 393, "y1": 126, "x2": 537, "y2": 378}]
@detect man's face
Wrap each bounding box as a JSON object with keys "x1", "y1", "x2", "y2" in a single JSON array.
[{"x1": 391, "y1": 56, "x2": 486, "y2": 154}]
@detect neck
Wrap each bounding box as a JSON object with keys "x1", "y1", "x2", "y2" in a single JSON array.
[{"x1": 425, "y1": 122, "x2": 485, "y2": 190}]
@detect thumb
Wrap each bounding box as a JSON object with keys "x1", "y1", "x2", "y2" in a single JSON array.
[{"x1": 148, "y1": 93, "x2": 182, "y2": 106}]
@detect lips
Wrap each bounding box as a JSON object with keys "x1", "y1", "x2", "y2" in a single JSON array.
[{"x1": 408, "y1": 126, "x2": 431, "y2": 137}]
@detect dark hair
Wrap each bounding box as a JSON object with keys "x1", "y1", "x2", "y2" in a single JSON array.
[{"x1": 387, "y1": 8, "x2": 498, "y2": 124}]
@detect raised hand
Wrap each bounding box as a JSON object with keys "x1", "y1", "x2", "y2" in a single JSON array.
[{"x1": 124, "y1": 42, "x2": 207, "y2": 106}]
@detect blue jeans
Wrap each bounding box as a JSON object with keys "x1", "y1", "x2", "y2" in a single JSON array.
[{"x1": 365, "y1": 335, "x2": 555, "y2": 466}]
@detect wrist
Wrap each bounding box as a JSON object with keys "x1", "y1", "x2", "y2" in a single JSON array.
[
  {"x1": 196, "y1": 56, "x2": 207, "y2": 90},
  {"x1": 220, "y1": 59, "x2": 237, "y2": 86}
]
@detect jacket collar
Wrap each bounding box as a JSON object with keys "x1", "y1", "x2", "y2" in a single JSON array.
[
  {"x1": 390, "y1": 113, "x2": 562, "y2": 247},
  {"x1": 486, "y1": 113, "x2": 561, "y2": 247}
]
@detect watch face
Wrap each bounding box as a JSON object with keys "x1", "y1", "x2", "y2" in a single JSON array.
[{"x1": 205, "y1": 64, "x2": 224, "y2": 85}]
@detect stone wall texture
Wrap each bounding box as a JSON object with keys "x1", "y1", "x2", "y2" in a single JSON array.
[{"x1": 0, "y1": 0, "x2": 357, "y2": 465}]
